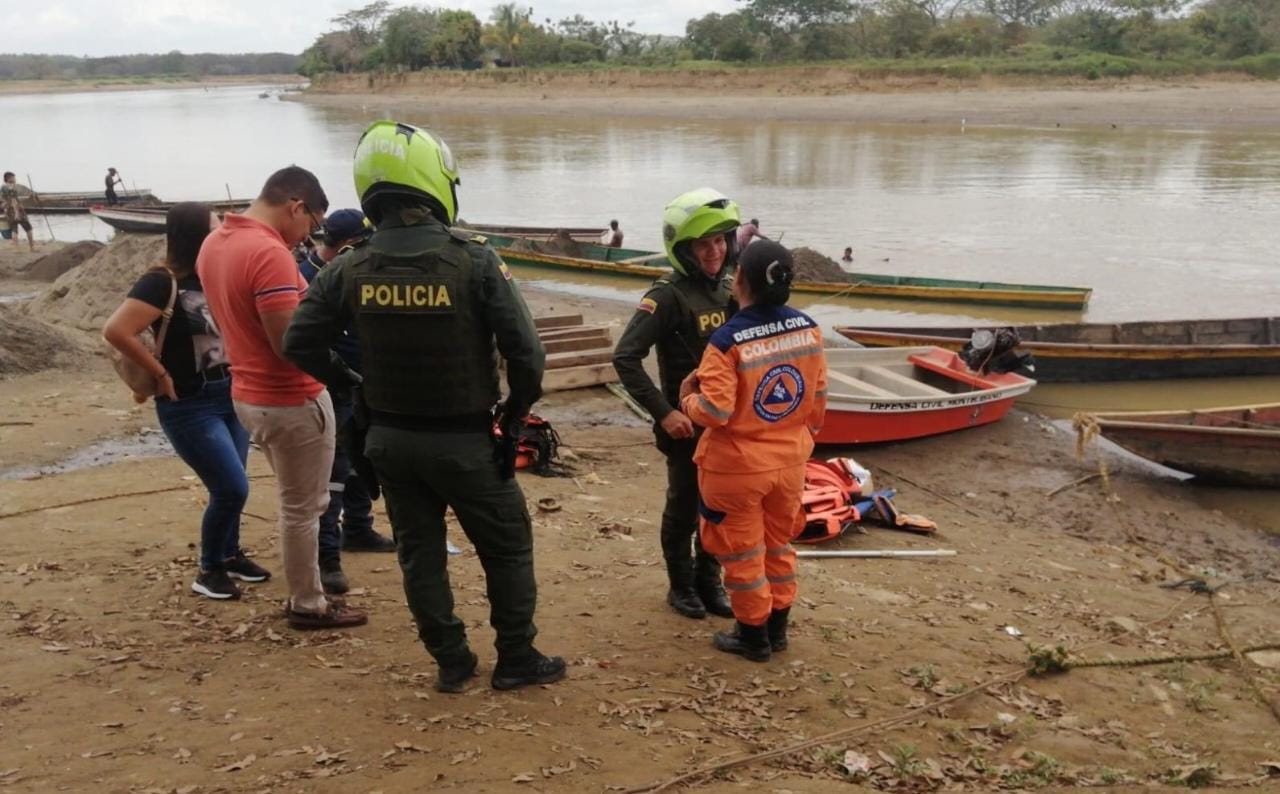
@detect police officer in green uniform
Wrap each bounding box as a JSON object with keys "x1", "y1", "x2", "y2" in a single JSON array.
[
  {"x1": 284, "y1": 120, "x2": 565, "y2": 694},
  {"x1": 612, "y1": 188, "x2": 740, "y2": 620}
]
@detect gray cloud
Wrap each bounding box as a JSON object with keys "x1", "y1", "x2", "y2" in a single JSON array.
[{"x1": 20, "y1": 0, "x2": 736, "y2": 56}]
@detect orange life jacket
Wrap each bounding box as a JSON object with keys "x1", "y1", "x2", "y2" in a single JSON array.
[{"x1": 795, "y1": 458, "x2": 864, "y2": 544}]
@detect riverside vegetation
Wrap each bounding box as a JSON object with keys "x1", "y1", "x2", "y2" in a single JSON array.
[{"x1": 297, "y1": 0, "x2": 1280, "y2": 80}]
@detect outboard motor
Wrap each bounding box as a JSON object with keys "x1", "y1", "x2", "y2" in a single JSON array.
[{"x1": 960, "y1": 328, "x2": 1036, "y2": 377}]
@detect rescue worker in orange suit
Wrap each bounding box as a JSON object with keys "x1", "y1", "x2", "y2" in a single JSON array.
[
  {"x1": 612, "y1": 189, "x2": 739, "y2": 619},
  {"x1": 679, "y1": 240, "x2": 828, "y2": 660}
]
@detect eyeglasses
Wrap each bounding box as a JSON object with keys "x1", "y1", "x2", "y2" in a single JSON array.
[{"x1": 295, "y1": 198, "x2": 324, "y2": 236}]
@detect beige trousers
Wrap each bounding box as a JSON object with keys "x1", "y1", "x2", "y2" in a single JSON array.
[{"x1": 234, "y1": 391, "x2": 335, "y2": 613}]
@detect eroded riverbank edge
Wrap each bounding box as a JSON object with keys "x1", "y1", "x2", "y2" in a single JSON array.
[{"x1": 302, "y1": 72, "x2": 1280, "y2": 130}]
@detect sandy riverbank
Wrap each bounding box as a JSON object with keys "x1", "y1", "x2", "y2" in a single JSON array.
[
  {"x1": 1, "y1": 238, "x2": 1278, "y2": 791},
  {"x1": 304, "y1": 70, "x2": 1280, "y2": 130},
  {"x1": 0, "y1": 74, "x2": 305, "y2": 96}
]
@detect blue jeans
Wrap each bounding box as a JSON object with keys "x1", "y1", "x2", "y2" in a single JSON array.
[
  {"x1": 318, "y1": 395, "x2": 374, "y2": 563},
  {"x1": 155, "y1": 378, "x2": 250, "y2": 572}
]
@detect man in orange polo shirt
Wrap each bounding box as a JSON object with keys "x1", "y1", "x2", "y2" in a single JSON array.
[{"x1": 198, "y1": 166, "x2": 367, "y2": 631}]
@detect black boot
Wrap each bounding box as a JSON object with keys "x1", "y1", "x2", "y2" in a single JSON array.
[
  {"x1": 492, "y1": 648, "x2": 567, "y2": 691},
  {"x1": 436, "y1": 650, "x2": 479, "y2": 694},
  {"x1": 319, "y1": 558, "x2": 349, "y2": 595},
  {"x1": 665, "y1": 559, "x2": 706, "y2": 619},
  {"x1": 694, "y1": 553, "x2": 734, "y2": 618},
  {"x1": 713, "y1": 621, "x2": 771, "y2": 662},
  {"x1": 767, "y1": 607, "x2": 790, "y2": 652}
]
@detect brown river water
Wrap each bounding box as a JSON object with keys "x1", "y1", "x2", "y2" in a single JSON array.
[{"x1": 3, "y1": 83, "x2": 1277, "y2": 531}]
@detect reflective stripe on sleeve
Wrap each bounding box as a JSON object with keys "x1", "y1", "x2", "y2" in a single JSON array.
[{"x1": 697, "y1": 394, "x2": 732, "y2": 421}]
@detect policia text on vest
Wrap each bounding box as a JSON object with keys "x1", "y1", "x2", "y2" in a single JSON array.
[{"x1": 357, "y1": 277, "x2": 455, "y2": 313}]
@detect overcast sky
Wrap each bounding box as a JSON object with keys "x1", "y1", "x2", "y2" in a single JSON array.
[{"x1": 15, "y1": 1, "x2": 738, "y2": 56}]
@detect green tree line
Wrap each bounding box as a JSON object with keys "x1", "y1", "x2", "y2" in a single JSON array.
[
  {"x1": 0, "y1": 52, "x2": 300, "y2": 80},
  {"x1": 299, "y1": 1, "x2": 676, "y2": 73},
  {"x1": 302, "y1": 0, "x2": 1280, "y2": 76}
]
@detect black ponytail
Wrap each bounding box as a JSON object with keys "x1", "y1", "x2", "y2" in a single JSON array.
[{"x1": 739, "y1": 239, "x2": 794, "y2": 306}]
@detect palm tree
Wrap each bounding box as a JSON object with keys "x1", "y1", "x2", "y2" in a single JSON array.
[{"x1": 484, "y1": 3, "x2": 532, "y2": 65}]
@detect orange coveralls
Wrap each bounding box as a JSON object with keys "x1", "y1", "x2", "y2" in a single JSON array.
[{"x1": 681, "y1": 304, "x2": 828, "y2": 626}]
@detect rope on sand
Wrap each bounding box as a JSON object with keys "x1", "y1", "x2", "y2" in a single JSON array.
[
  {"x1": 0, "y1": 484, "x2": 197, "y2": 520},
  {"x1": 0, "y1": 474, "x2": 274, "y2": 521}
]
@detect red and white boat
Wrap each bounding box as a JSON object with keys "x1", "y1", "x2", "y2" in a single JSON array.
[{"x1": 817, "y1": 346, "x2": 1036, "y2": 444}]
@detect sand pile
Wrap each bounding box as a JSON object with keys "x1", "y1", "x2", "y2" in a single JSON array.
[
  {"x1": 788, "y1": 246, "x2": 853, "y2": 283},
  {"x1": 502, "y1": 232, "x2": 587, "y2": 259},
  {"x1": 25, "y1": 235, "x2": 165, "y2": 333},
  {"x1": 21, "y1": 240, "x2": 104, "y2": 281},
  {"x1": 0, "y1": 304, "x2": 88, "y2": 376}
]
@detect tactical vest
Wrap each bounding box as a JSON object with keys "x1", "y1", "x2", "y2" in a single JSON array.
[
  {"x1": 345, "y1": 230, "x2": 500, "y2": 416},
  {"x1": 653, "y1": 272, "x2": 732, "y2": 402}
]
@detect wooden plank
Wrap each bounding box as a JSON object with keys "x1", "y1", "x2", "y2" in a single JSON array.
[
  {"x1": 827, "y1": 369, "x2": 897, "y2": 398},
  {"x1": 542, "y1": 362, "x2": 620, "y2": 392},
  {"x1": 544, "y1": 335, "x2": 615, "y2": 355},
  {"x1": 534, "y1": 314, "x2": 584, "y2": 330},
  {"x1": 538, "y1": 325, "x2": 611, "y2": 342},
  {"x1": 546, "y1": 349, "x2": 614, "y2": 369}
]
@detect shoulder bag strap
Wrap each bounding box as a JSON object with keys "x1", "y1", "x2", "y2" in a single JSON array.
[{"x1": 152, "y1": 271, "x2": 178, "y2": 354}]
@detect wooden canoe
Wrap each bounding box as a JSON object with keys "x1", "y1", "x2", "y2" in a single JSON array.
[
  {"x1": 91, "y1": 202, "x2": 254, "y2": 232},
  {"x1": 90, "y1": 207, "x2": 168, "y2": 233},
  {"x1": 24, "y1": 188, "x2": 157, "y2": 213},
  {"x1": 483, "y1": 235, "x2": 1092, "y2": 310},
  {"x1": 837, "y1": 317, "x2": 1280, "y2": 382},
  {"x1": 1087, "y1": 403, "x2": 1280, "y2": 487},
  {"x1": 818, "y1": 346, "x2": 1036, "y2": 444},
  {"x1": 458, "y1": 224, "x2": 608, "y2": 244}
]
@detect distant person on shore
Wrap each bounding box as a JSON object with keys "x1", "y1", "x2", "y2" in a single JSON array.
[
  {"x1": 103, "y1": 202, "x2": 268, "y2": 601},
  {"x1": 2, "y1": 172, "x2": 35, "y2": 251},
  {"x1": 736, "y1": 218, "x2": 762, "y2": 251},
  {"x1": 296, "y1": 208, "x2": 394, "y2": 597},
  {"x1": 602, "y1": 219, "x2": 624, "y2": 248},
  {"x1": 198, "y1": 166, "x2": 367, "y2": 631},
  {"x1": 841, "y1": 247, "x2": 853, "y2": 263},
  {"x1": 105, "y1": 167, "x2": 124, "y2": 205}
]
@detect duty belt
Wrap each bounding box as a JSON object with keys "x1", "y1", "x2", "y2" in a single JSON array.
[{"x1": 369, "y1": 409, "x2": 492, "y2": 433}]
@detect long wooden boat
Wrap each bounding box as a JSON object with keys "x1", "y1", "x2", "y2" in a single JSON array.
[
  {"x1": 482, "y1": 234, "x2": 1092, "y2": 310},
  {"x1": 24, "y1": 189, "x2": 157, "y2": 213},
  {"x1": 817, "y1": 346, "x2": 1035, "y2": 444},
  {"x1": 837, "y1": 317, "x2": 1280, "y2": 382},
  {"x1": 91, "y1": 207, "x2": 167, "y2": 233},
  {"x1": 459, "y1": 223, "x2": 607, "y2": 244},
  {"x1": 91, "y1": 203, "x2": 253, "y2": 233},
  {"x1": 1087, "y1": 403, "x2": 1280, "y2": 487}
]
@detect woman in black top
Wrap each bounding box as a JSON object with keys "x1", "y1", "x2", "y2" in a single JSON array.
[{"x1": 103, "y1": 203, "x2": 268, "y2": 601}]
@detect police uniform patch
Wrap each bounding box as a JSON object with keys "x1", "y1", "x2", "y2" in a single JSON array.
[
  {"x1": 753, "y1": 364, "x2": 805, "y2": 423},
  {"x1": 637, "y1": 297, "x2": 658, "y2": 314},
  {"x1": 356, "y1": 276, "x2": 456, "y2": 314},
  {"x1": 696, "y1": 308, "x2": 727, "y2": 336},
  {"x1": 498, "y1": 261, "x2": 513, "y2": 281}
]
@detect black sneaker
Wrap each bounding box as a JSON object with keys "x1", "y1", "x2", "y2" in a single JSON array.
[
  {"x1": 436, "y1": 650, "x2": 480, "y2": 694},
  {"x1": 491, "y1": 649, "x2": 566, "y2": 691},
  {"x1": 223, "y1": 553, "x2": 271, "y2": 583},
  {"x1": 320, "y1": 558, "x2": 350, "y2": 595},
  {"x1": 342, "y1": 529, "x2": 396, "y2": 553},
  {"x1": 192, "y1": 569, "x2": 241, "y2": 601}
]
